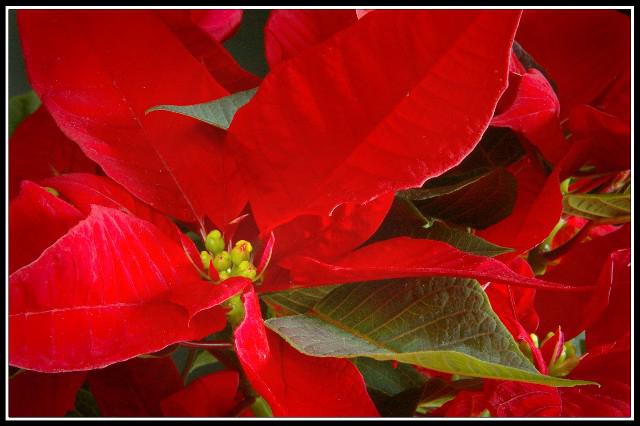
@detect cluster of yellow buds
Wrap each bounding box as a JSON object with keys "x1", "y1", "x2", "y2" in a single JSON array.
[{"x1": 199, "y1": 229, "x2": 257, "y2": 281}]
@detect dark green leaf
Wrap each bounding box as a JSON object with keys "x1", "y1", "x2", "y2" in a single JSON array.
[
  {"x1": 265, "y1": 277, "x2": 594, "y2": 387},
  {"x1": 419, "y1": 221, "x2": 512, "y2": 257},
  {"x1": 146, "y1": 87, "x2": 257, "y2": 130},
  {"x1": 563, "y1": 192, "x2": 630, "y2": 220},
  {"x1": 66, "y1": 387, "x2": 101, "y2": 417},
  {"x1": 9, "y1": 91, "x2": 41, "y2": 136},
  {"x1": 413, "y1": 168, "x2": 517, "y2": 229},
  {"x1": 261, "y1": 285, "x2": 338, "y2": 316}
]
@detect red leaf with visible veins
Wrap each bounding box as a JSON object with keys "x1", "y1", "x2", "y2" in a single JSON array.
[
  {"x1": 492, "y1": 69, "x2": 567, "y2": 164},
  {"x1": 516, "y1": 10, "x2": 630, "y2": 114},
  {"x1": 9, "y1": 181, "x2": 84, "y2": 274},
  {"x1": 229, "y1": 10, "x2": 521, "y2": 233},
  {"x1": 535, "y1": 224, "x2": 630, "y2": 339},
  {"x1": 477, "y1": 157, "x2": 562, "y2": 253},
  {"x1": 42, "y1": 173, "x2": 177, "y2": 237},
  {"x1": 284, "y1": 237, "x2": 586, "y2": 293},
  {"x1": 9, "y1": 206, "x2": 229, "y2": 372},
  {"x1": 160, "y1": 371, "x2": 241, "y2": 417},
  {"x1": 155, "y1": 10, "x2": 260, "y2": 93},
  {"x1": 19, "y1": 10, "x2": 246, "y2": 230},
  {"x1": 9, "y1": 371, "x2": 87, "y2": 417},
  {"x1": 488, "y1": 381, "x2": 561, "y2": 417},
  {"x1": 234, "y1": 287, "x2": 379, "y2": 417},
  {"x1": 9, "y1": 106, "x2": 96, "y2": 199},
  {"x1": 88, "y1": 357, "x2": 182, "y2": 417},
  {"x1": 264, "y1": 9, "x2": 358, "y2": 67}
]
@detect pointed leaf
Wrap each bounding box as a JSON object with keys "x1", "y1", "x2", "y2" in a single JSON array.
[
  {"x1": 420, "y1": 222, "x2": 512, "y2": 257},
  {"x1": 19, "y1": 10, "x2": 246, "y2": 228},
  {"x1": 147, "y1": 88, "x2": 257, "y2": 130},
  {"x1": 229, "y1": 10, "x2": 521, "y2": 233},
  {"x1": 265, "y1": 277, "x2": 594, "y2": 387},
  {"x1": 563, "y1": 192, "x2": 630, "y2": 221},
  {"x1": 9, "y1": 206, "x2": 229, "y2": 372},
  {"x1": 234, "y1": 287, "x2": 379, "y2": 417},
  {"x1": 9, "y1": 181, "x2": 84, "y2": 274},
  {"x1": 288, "y1": 237, "x2": 589, "y2": 293}
]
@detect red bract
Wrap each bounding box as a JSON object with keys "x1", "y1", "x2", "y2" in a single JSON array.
[
  {"x1": 9, "y1": 8, "x2": 630, "y2": 418},
  {"x1": 234, "y1": 288, "x2": 379, "y2": 417}
]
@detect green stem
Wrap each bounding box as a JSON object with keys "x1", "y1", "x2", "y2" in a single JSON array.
[{"x1": 250, "y1": 397, "x2": 273, "y2": 417}]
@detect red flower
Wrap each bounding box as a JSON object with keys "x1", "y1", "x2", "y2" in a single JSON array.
[{"x1": 9, "y1": 8, "x2": 630, "y2": 418}]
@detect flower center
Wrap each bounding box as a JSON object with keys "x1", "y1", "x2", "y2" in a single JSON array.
[
  {"x1": 519, "y1": 331, "x2": 581, "y2": 378},
  {"x1": 200, "y1": 229, "x2": 257, "y2": 282}
]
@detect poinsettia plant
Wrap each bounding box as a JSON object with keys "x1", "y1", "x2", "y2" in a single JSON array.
[{"x1": 8, "y1": 8, "x2": 631, "y2": 418}]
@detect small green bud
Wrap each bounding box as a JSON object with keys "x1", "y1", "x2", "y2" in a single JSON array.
[
  {"x1": 213, "y1": 250, "x2": 232, "y2": 272},
  {"x1": 200, "y1": 250, "x2": 212, "y2": 270},
  {"x1": 219, "y1": 271, "x2": 230, "y2": 281},
  {"x1": 565, "y1": 342, "x2": 576, "y2": 358},
  {"x1": 44, "y1": 187, "x2": 60, "y2": 197},
  {"x1": 231, "y1": 240, "x2": 253, "y2": 265},
  {"x1": 232, "y1": 260, "x2": 257, "y2": 280},
  {"x1": 205, "y1": 229, "x2": 225, "y2": 254}
]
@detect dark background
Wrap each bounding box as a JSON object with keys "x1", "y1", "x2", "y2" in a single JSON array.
[{"x1": 8, "y1": 9, "x2": 271, "y2": 97}]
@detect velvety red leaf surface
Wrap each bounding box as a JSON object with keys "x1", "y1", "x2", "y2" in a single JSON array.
[
  {"x1": 534, "y1": 224, "x2": 630, "y2": 339},
  {"x1": 477, "y1": 157, "x2": 562, "y2": 252},
  {"x1": 229, "y1": 10, "x2": 521, "y2": 233},
  {"x1": 516, "y1": 10, "x2": 630, "y2": 114},
  {"x1": 19, "y1": 10, "x2": 246, "y2": 230},
  {"x1": 9, "y1": 106, "x2": 97, "y2": 199},
  {"x1": 160, "y1": 370, "x2": 241, "y2": 417},
  {"x1": 155, "y1": 10, "x2": 261, "y2": 93},
  {"x1": 272, "y1": 193, "x2": 394, "y2": 266},
  {"x1": 87, "y1": 357, "x2": 183, "y2": 417},
  {"x1": 492, "y1": 69, "x2": 567, "y2": 164},
  {"x1": 264, "y1": 9, "x2": 358, "y2": 67},
  {"x1": 234, "y1": 288, "x2": 379, "y2": 417},
  {"x1": 9, "y1": 371, "x2": 87, "y2": 417},
  {"x1": 597, "y1": 68, "x2": 630, "y2": 122},
  {"x1": 488, "y1": 381, "x2": 562, "y2": 417},
  {"x1": 284, "y1": 237, "x2": 586, "y2": 293},
  {"x1": 9, "y1": 206, "x2": 228, "y2": 372},
  {"x1": 9, "y1": 181, "x2": 84, "y2": 274}
]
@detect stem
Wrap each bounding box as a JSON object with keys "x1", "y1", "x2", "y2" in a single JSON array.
[
  {"x1": 543, "y1": 221, "x2": 593, "y2": 262},
  {"x1": 250, "y1": 397, "x2": 273, "y2": 417},
  {"x1": 179, "y1": 341, "x2": 233, "y2": 350}
]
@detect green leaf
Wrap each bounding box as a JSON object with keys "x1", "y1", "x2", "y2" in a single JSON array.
[
  {"x1": 9, "y1": 91, "x2": 41, "y2": 136},
  {"x1": 66, "y1": 387, "x2": 101, "y2": 417},
  {"x1": 146, "y1": 87, "x2": 257, "y2": 130},
  {"x1": 261, "y1": 285, "x2": 338, "y2": 316},
  {"x1": 563, "y1": 192, "x2": 631, "y2": 220},
  {"x1": 399, "y1": 168, "x2": 490, "y2": 201},
  {"x1": 412, "y1": 168, "x2": 518, "y2": 229},
  {"x1": 420, "y1": 221, "x2": 512, "y2": 257},
  {"x1": 187, "y1": 350, "x2": 224, "y2": 385},
  {"x1": 265, "y1": 277, "x2": 595, "y2": 387},
  {"x1": 352, "y1": 358, "x2": 427, "y2": 416}
]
